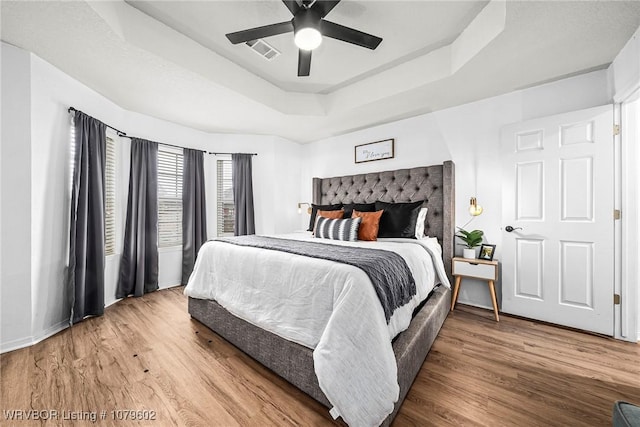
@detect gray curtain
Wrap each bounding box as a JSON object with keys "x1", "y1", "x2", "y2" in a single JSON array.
[
  {"x1": 232, "y1": 153, "x2": 255, "y2": 236},
  {"x1": 116, "y1": 138, "x2": 159, "y2": 298},
  {"x1": 181, "y1": 149, "x2": 207, "y2": 285},
  {"x1": 68, "y1": 111, "x2": 106, "y2": 324}
]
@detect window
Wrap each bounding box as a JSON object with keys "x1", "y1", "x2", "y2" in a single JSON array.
[
  {"x1": 216, "y1": 159, "x2": 234, "y2": 236},
  {"x1": 69, "y1": 115, "x2": 76, "y2": 195},
  {"x1": 158, "y1": 146, "x2": 183, "y2": 247},
  {"x1": 104, "y1": 136, "x2": 116, "y2": 255}
]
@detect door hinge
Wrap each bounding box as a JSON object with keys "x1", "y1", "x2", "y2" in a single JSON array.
[
  {"x1": 614, "y1": 209, "x2": 621, "y2": 220},
  {"x1": 614, "y1": 294, "x2": 621, "y2": 305},
  {"x1": 614, "y1": 124, "x2": 620, "y2": 136}
]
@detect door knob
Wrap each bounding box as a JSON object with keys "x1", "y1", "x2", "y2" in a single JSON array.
[{"x1": 505, "y1": 225, "x2": 522, "y2": 232}]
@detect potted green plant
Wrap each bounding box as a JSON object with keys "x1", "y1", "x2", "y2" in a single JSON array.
[{"x1": 456, "y1": 228, "x2": 484, "y2": 259}]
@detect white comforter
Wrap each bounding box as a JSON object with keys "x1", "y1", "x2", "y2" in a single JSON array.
[{"x1": 184, "y1": 233, "x2": 450, "y2": 427}]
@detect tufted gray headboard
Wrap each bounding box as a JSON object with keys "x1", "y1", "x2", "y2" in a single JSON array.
[{"x1": 312, "y1": 161, "x2": 455, "y2": 281}]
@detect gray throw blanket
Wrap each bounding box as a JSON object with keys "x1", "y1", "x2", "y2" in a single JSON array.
[{"x1": 216, "y1": 235, "x2": 416, "y2": 323}]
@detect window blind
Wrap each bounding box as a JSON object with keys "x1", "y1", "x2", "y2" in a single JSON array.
[
  {"x1": 216, "y1": 159, "x2": 234, "y2": 236},
  {"x1": 104, "y1": 136, "x2": 116, "y2": 256},
  {"x1": 158, "y1": 146, "x2": 183, "y2": 247},
  {"x1": 69, "y1": 115, "x2": 76, "y2": 195}
]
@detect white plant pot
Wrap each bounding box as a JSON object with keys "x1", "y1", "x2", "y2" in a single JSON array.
[{"x1": 463, "y1": 248, "x2": 476, "y2": 259}]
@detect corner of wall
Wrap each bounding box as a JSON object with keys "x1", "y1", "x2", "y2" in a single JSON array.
[
  {"x1": 1, "y1": 42, "x2": 34, "y2": 351},
  {"x1": 610, "y1": 25, "x2": 640, "y2": 102}
]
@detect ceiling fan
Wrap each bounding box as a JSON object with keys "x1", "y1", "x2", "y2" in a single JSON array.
[{"x1": 225, "y1": 0, "x2": 383, "y2": 77}]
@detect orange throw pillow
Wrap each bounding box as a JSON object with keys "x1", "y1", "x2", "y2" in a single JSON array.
[
  {"x1": 314, "y1": 209, "x2": 345, "y2": 233},
  {"x1": 352, "y1": 210, "x2": 384, "y2": 241},
  {"x1": 318, "y1": 209, "x2": 345, "y2": 220}
]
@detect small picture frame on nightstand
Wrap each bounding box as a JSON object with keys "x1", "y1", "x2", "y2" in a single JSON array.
[{"x1": 478, "y1": 244, "x2": 496, "y2": 261}]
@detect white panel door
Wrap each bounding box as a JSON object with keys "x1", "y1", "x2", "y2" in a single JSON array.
[{"x1": 501, "y1": 105, "x2": 614, "y2": 335}]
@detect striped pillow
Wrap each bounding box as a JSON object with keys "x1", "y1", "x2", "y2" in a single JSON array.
[{"x1": 314, "y1": 216, "x2": 362, "y2": 241}]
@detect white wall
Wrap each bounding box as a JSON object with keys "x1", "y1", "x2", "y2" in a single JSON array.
[
  {"x1": 611, "y1": 27, "x2": 640, "y2": 104},
  {"x1": 1, "y1": 43, "x2": 301, "y2": 352},
  {"x1": 609, "y1": 26, "x2": 640, "y2": 341},
  {"x1": 1, "y1": 44, "x2": 33, "y2": 350},
  {"x1": 29, "y1": 53, "x2": 128, "y2": 340},
  {"x1": 300, "y1": 70, "x2": 610, "y2": 310},
  {"x1": 4, "y1": 23, "x2": 639, "y2": 351}
]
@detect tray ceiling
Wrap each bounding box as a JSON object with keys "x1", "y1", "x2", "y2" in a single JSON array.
[{"x1": 2, "y1": 1, "x2": 639, "y2": 143}]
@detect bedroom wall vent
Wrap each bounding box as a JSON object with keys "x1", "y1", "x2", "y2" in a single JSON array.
[{"x1": 245, "y1": 39, "x2": 281, "y2": 61}]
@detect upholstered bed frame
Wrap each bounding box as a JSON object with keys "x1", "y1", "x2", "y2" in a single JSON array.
[
  {"x1": 312, "y1": 161, "x2": 455, "y2": 281},
  {"x1": 188, "y1": 161, "x2": 455, "y2": 426}
]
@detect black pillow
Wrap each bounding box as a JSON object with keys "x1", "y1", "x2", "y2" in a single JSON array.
[
  {"x1": 308, "y1": 203, "x2": 343, "y2": 231},
  {"x1": 375, "y1": 200, "x2": 424, "y2": 238},
  {"x1": 342, "y1": 202, "x2": 376, "y2": 219}
]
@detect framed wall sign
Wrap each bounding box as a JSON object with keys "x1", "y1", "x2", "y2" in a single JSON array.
[{"x1": 354, "y1": 139, "x2": 394, "y2": 163}]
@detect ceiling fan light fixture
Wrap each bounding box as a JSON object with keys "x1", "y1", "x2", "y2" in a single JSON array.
[
  {"x1": 293, "y1": 8, "x2": 322, "y2": 51},
  {"x1": 225, "y1": 0, "x2": 383, "y2": 76},
  {"x1": 294, "y1": 27, "x2": 322, "y2": 50}
]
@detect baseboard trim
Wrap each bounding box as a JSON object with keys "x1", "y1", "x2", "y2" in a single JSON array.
[
  {"x1": 1, "y1": 319, "x2": 70, "y2": 354},
  {"x1": 455, "y1": 300, "x2": 493, "y2": 311},
  {"x1": 0, "y1": 336, "x2": 34, "y2": 354},
  {"x1": 105, "y1": 297, "x2": 122, "y2": 309},
  {"x1": 32, "y1": 319, "x2": 70, "y2": 344},
  {"x1": 2, "y1": 286, "x2": 184, "y2": 354}
]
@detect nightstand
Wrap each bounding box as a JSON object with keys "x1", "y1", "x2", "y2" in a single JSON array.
[{"x1": 451, "y1": 257, "x2": 500, "y2": 321}]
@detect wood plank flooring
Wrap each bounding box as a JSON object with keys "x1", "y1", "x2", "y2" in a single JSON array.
[{"x1": 1, "y1": 286, "x2": 638, "y2": 426}]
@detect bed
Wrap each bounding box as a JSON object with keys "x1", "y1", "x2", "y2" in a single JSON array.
[{"x1": 186, "y1": 161, "x2": 455, "y2": 426}]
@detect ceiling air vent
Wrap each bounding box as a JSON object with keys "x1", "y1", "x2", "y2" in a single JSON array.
[{"x1": 245, "y1": 39, "x2": 280, "y2": 61}]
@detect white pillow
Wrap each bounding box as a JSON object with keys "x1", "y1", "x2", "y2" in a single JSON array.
[{"x1": 414, "y1": 207, "x2": 428, "y2": 239}]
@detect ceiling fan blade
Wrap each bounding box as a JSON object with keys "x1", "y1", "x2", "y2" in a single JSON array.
[
  {"x1": 282, "y1": 0, "x2": 301, "y2": 15},
  {"x1": 321, "y1": 20, "x2": 382, "y2": 50},
  {"x1": 298, "y1": 49, "x2": 312, "y2": 76},
  {"x1": 226, "y1": 21, "x2": 293, "y2": 44},
  {"x1": 313, "y1": 0, "x2": 341, "y2": 18}
]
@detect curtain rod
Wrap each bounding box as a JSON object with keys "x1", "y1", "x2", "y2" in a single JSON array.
[
  {"x1": 68, "y1": 107, "x2": 127, "y2": 137},
  {"x1": 70, "y1": 107, "x2": 258, "y2": 156},
  {"x1": 208, "y1": 152, "x2": 258, "y2": 156},
  {"x1": 69, "y1": 106, "x2": 217, "y2": 155},
  {"x1": 69, "y1": 107, "x2": 257, "y2": 156},
  {"x1": 147, "y1": 139, "x2": 206, "y2": 153}
]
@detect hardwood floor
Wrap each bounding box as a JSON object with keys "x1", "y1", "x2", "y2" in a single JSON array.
[{"x1": 1, "y1": 287, "x2": 638, "y2": 426}]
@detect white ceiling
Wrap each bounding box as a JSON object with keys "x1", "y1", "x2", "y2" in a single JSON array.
[
  {"x1": 125, "y1": 0, "x2": 489, "y2": 93},
  {"x1": 2, "y1": 1, "x2": 640, "y2": 143}
]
